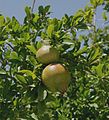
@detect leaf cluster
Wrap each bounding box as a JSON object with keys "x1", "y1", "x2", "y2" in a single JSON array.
[{"x1": 0, "y1": 1, "x2": 109, "y2": 119}]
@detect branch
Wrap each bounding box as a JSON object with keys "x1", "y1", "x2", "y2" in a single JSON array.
[
  {"x1": 104, "y1": 20, "x2": 109, "y2": 25},
  {"x1": 93, "y1": 9, "x2": 96, "y2": 30},
  {"x1": 31, "y1": 0, "x2": 36, "y2": 13},
  {"x1": 6, "y1": 43, "x2": 14, "y2": 50}
]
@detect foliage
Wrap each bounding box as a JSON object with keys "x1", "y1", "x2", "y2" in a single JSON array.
[{"x1": 0, "y1": 0, "x2": 109, "y2": 119}]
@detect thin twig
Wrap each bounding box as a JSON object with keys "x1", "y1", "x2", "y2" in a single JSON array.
[
  {"x1": 104, "y1": 20, "x2": 109, "y2": 25},
  {"x1": 31, "y1": 0, "x2": 36, "y2": 13},
  {"x1": 93, "y1": 9, "x2": 96, "y2": 30},
  {"x1": 6, "y1": 43, "x2": 14, "y2": 50}
]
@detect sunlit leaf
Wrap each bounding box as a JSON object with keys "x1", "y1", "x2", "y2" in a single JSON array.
[
  {"x1": 88, "y1": 47, "x2": 101, "y2": 63},
  {"x1": 75, "y1": 46, "x2": 88, "y2": 56},
  {"x1": 0, "y1": 15, "x2": 5, "y2": 27},
  {"x1": 37, "y1": 41, "x2": 43, "y2": 49},
  {"x1": 0, "y1": 41, "x2": 5, "y2": 45},
  {"x1": 102, "y1": 12, "x2": 108, "y2": 21},
  {"x1": 90, "y1": 0, "x2": 104, "y2": 7},
  {"x1": 15, "y1": 74, "x2": 27, "y2": 84},
  {"x1": 26, "y1": 55, "x2": 37, "y2": 66},
  {"x1": 25, "y1": 6, "x2": 31, "y2": 17},
  {"x1": 47, "y1": 24, "x2": 54, "y2": 38},
  {"x1": 96, "y1": 63, "x2": 104, "y2": 77},
  {"x1": 26, "y1": 45, "x2": 37, "y2": 55},
  {"x1": 18, "y1": 70, "x2": 37, "y2": 80},
  {"x1": 10, "y1": 51, "x2": 20, "y2": 60},
  {"x1": 33, "y1": 13, "x2": 39, "y2": 22},
  {"x1": 38, "y1": 86, "x2": 47, "y2": 101},
  {"x1": 31, "y1": 113, "x2": 38, "y2": 120},
  {"x1": 0, "y1": 69, "x2": 6, "y2": 75}
]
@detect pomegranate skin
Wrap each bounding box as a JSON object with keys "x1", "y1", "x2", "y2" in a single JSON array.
[
  {"x1": 36, "y1": 45, "x2": 59, "y2": 64},
  {"x1": 42, "y1": 64, "x2": 71, "y2": 93}
]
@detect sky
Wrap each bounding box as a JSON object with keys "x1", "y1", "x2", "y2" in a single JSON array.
[
  {"x1": 0, "y1": 0, "x2": 91, "y2": 23},
  {"x1": 0, "y1": 0, "x2": 107, "y2": 28}
]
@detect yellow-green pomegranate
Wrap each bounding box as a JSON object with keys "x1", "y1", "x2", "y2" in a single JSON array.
[
  {"x1": 42, "y1": 63, "x2": 71, "y2": 93},
  {"x1": 36, "y1": 45, "x2": 59, "y2": 64}
]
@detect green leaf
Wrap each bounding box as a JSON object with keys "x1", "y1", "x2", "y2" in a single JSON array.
[
  {"x1": 48, "y1": 18, "x2": 59, "y2": 31},
  {"x1": 10, "y1": 51, "x2": 20, "y2": 60},
  {"x1": 75, "y1": 46, "x2": 88, "y2": 56},
  {"x1": 37, "y1": 41, "x2": 43, "y2": 49},
  {"x1": 0, "y1": 41, "x2": 5, "y2": 45},
  {"x1": 90, "y1": 0, "x2": 104, "y2": 7},
  {"x1": 13, "y1": 99, "x2": 17, "y2": 107},
  {"x1": 31, "y1": 113, "x2": 38, "y2": 120},
  {"x1": 27, "y1": 55, "x2": 37, "y2": 66},
  {"x1": 102, "y1": 12, "x2": 108, "y2": 21},
  {"x1": 98, "y1": 0, "x2": 104, "y2": 5},
  {"x1": 20, "y1": 32, "x2": 30, "y2": 41},
  {"x1": 47, "y1": 24, "x2": 54, "y2": 38},
  {"x1": 38, "y1": 85, "x2": 47, "y2": 101},
  {"x1": 45, "y1": 5, "x2": 50, "y2": 13},
  {"x1": 33, "y1": 13, "x2": 39, "y2": 22},
  {"x1": 5, "y1": 50, "x2": 11, "y2": 59},
  {"x1": 90, "y1": 0, "x2": 96, "y2": 6},
  {"x1": 62, "y1": 41, "x2": 74, "y2": 45},
  {"x1": 12, "y1": 16, "x2": 20, "y2": 32},
  {"x1": 88, "y1": 48, "x2": 100, "y2": 63},
  {"x1": 6, "y1": 16, "x2": 11, "y2": 23},
  {"x1": 26, "y1": 45, "x2": 37, "y2": 55},
  {"x1": 15, "y1": 74, "x2": 27, "y2": 84},
  {"x1": 25, "y1": 6, "x2": 31, "y2": 17},
  {"x1": 0, "y1": 69, "x2": 6, "y2": 75},
  {"x1": 91, "y1": 48, "x2": 100, "y2": 61},
  {"x1": 38, "y1": 6, "x2": 44, "y2": 14},
  {"x1": 95, "y1": 63, "x2": 104, "y2": 77},
  {"x1": 0, "y1": 15, "x2": 5, "y2": 27},
  {"x1": 18, "y1": 70, "x2": 37, "y2": 80},
  {"x1": 37, "y1": 101, "x2": 46, "y2": 115}
]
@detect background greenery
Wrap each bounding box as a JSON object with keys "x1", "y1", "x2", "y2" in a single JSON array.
[{"x1": 0, "y1": 0, "x2": 109, "y2": 119}]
